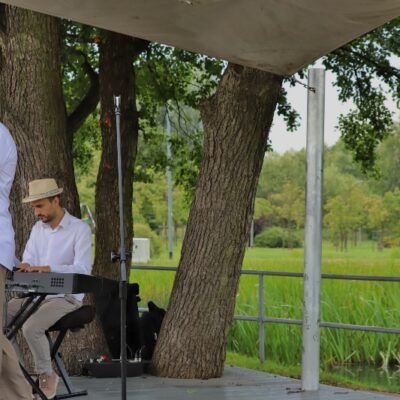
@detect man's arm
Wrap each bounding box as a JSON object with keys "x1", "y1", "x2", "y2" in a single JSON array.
[{"x1": 17, "y1": 225, "x2": 39, "y2": 271}]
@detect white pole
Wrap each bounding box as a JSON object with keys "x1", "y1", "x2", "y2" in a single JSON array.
[
  {"x1": 249, "y1": 219, "x2": 254, "y2": 247},
  {"x1": 301, "y1": 68, "x2": 325, "y2": 391},
  {"x1": 166, "y1": 111, "x2": 174, "y2": 260}
]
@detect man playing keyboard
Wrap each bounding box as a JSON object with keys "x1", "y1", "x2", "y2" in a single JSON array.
[{"x1": 7, "y1": 178, "x2": 92, "y2": 399}]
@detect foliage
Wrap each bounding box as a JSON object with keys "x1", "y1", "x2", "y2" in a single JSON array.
[
  {"x1": 337, "y1": 102, "x2": 392, "y2": 174},
  {"x1": 254, "y1": 198, "x2": 274, "y2": 220},
  {"x1": 132, "y1": 44, "x2": 306, "y2": 196},
  {"x1": 72, "y1": 113, "x2": 101, "y2": 175},
  {"x1": 73, "y1": 122, "x2": 400, "y2": 251},
  {"x1": 135, "y1": 44, "x2": 224, "y2": 112},
  {"x1": 370, "y1": 126, "x2": 400, "y2": 193},
  {"x1": 254, "y1": 227, "x2": 302, "y2": 249},
  {"x1": 133, "y1": 174, "x2": 190, "y2": 234},
  {"x1": 322, "y1": 18, "x2": 400, "y2": 172},
  {"x1": 257, "y1": 150, "x2": 306, "y2": 199},
  {"x1": 324, "y1": 178, "x2": 367, "y2": 250},
  {"x1": 271, "y1": 182, "x2": 304, "y2": 229},
  {"x1": 381, "y1": 189, "x2": 400, "y2": 246},
  {"x1": 134, "y1": 107, "x2": 203, "y2": 199},
  {"x1": 75, "y1": 150, "x2": 99, "y2": 212},
  {"x1": 252, "y1": 125, "x2": 400, "y2": 250},
  {"x1": 61, "y1": 22, "x2": 99, "y2": 112},
  {"x1": 132, "y1": 44, "x2": 223, "y2": 195},
  {"x1": 61, "y1": 21, "x2": 101, "y2": 174}
]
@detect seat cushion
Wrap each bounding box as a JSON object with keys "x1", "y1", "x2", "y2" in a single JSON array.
[{"x1": 48, "y1": 305, "x2": 96, "y2": 332}]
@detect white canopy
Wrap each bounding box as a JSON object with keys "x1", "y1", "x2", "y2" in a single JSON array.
[{"x1": 2, "y1": 0, "x2": 400, "y2": 75}]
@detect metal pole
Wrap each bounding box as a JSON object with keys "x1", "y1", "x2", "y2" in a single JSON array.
[
  {"x1": 114, "y1": 95, "x2": 127, "y2": 400},
  {"x1": 301, "y1": 68, "x2": 325, "y2": 391},
  {"x1": 258, "y1": 274, "x2": 265, "y2": 363},
  {"x1": 249, "y1": 220, "x2": 254, "y2": 247},
  {"x1": 165, "y1": 110, "x2": 174, "y2": 260}
]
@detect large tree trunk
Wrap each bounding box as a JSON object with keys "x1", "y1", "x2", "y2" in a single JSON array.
[
  {"x1": 94, "y1": 31, "x2": 146, "y2": 279},
  {"x1": 88, "y1": 32, "x2": 148, "y2": 362},
  {"x1": 152, "y1": 64, "x2": 282, "y2": 378},
  {"x1": 0, "y1": 7, "x2": 104, "y2": 374},
  {"x1": 0, "y1": 5, "x2": 80, "y2": 255},
  {"x1": 0, "y1": 5, "x2": 83, "y2": 371}
]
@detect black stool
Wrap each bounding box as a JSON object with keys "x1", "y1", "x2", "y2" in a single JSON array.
[{"x1": 45, "y1": 305, "x2": 96, "y2": 399}]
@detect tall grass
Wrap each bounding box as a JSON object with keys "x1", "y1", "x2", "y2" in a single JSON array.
[{"x1": 131, "y1": 241, "x2": 400, "y2": 368}]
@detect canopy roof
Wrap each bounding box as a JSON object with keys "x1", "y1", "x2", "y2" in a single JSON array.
[{"x1": 3, "y1": 0, "x2": 400, "y2": 75}]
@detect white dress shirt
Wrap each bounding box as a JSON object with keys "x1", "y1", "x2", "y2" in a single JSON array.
[
  {"x1": 0, "y1": 122, "x2": 17, "y2": 270},
  {"x1": 22, "y1": 210, "x2": 92, "y2": 302}
]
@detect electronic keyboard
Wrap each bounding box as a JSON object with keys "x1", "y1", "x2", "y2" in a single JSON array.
[{"x1": 6, "y1": 272, "x2": 103, "y2": 295}]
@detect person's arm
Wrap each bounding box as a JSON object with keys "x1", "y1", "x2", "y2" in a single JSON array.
[
  {"x1": 17, "y1": 224, "x2": 39, "y2": 270},
  {"x1": 49, "y1": 223, "x2": 92, "y2": 275}
]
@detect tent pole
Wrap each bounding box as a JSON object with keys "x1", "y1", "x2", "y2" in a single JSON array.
[{"x1": 301, "y1": 68, "x2": 325, "y2": 391}]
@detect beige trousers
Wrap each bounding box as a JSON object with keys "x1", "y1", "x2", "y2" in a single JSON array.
[
  {"x1": 0, "y1": 266, "x2": 32, "y2": 400},
  {"x1": 7, "y1": 295, "x2": 81, "y2": 375}
]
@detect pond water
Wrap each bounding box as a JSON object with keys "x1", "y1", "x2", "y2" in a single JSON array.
[{"x1": 328, "y1": 365, "x2": 400, "y2": 391}]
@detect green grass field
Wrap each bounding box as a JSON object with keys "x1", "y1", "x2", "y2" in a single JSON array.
[{"x1": 131, "y1": 241, "x2": 400, "y2": 391}]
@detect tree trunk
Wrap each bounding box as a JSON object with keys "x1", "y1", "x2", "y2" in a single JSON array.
[
  {"x1": 87, "y1": 32, "x2": 148, "y2": 363},
  {"x1": 94, "y1": 31, "x2": 145, "y2": 279},
  {"x1": 152, "y1": 64, "x2": 282, "y2": 378},
  {"x1": 0, "y1": 5, "x2": 84, "y2": 371},
  {"x1": 0, "y1": 6, "x2": 80, "y2": 256}
]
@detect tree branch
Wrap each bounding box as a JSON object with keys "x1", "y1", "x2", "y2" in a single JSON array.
[
  {"x1": 337, "y1": 47, "x2": 400, "y2": 81},
  {"x1": 66, "y1": 53, "x2": 99, "y2": 140}
]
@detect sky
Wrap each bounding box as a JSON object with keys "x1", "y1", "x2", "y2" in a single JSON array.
[{"x1": 268, "y1": 66, "x2": 399, "y2": 154}]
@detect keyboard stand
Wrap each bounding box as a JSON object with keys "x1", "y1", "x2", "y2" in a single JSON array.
[{"x1": 5, "y1": 294, "x2": 52, "y2": 400}]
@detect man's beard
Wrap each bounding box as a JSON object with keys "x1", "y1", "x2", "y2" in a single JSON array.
[{"x1": 38, "y1": 214, "x2": 54, "y2": 223}]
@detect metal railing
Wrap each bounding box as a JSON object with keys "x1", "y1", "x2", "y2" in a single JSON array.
[{"x1": 131, "y1": 265, "x2": 400, "y2": 362}]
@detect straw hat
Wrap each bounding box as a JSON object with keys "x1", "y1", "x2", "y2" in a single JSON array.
[{"x1": 22, "y1": 178, "x2": 63, "y2": 203}]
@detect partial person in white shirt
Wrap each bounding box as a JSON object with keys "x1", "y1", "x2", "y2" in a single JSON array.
[
  {"x1": 7, "y1": 178, "x2": 92, "y2": 399},
  {"x1": 0, "y1": 122, "x2": 32, "y2": 400}
]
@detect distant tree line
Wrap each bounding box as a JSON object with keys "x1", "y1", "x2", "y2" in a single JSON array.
[{"x1": 254, "y1": 126, "x2": 400, "y2": 250}]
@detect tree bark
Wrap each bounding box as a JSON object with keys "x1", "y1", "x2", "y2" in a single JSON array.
[
  {"x1": 152, "y1": 64, "x2": 282, "y2": 378},
  {"x1": 0, "y1": 5, "x2": 80, "y2": 256},
  {"x1": 94, "y1": 32, "x2": 147, "y2": 279},
  {"x1": 83, "y1": 31, "x2": 147, "y2": 366},
  {"x1": 0, "y1": 7, "x2": 105, "y2": 374},
  {"x1": 0, "y1": 5, "x2": 85, "y2": 372}
]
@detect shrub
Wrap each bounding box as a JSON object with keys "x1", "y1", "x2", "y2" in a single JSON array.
[{"x1": 254, "y1": 227, "x2": 302, "y2": 248}]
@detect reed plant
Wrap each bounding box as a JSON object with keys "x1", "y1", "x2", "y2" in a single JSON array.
[{"x1": 131, "y1": 241, "x2": 400, "y2": 368}]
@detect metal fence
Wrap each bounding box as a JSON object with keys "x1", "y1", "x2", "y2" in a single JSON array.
[{"x1": 131, "y1": 265, "x2": 400, "y2": 362}]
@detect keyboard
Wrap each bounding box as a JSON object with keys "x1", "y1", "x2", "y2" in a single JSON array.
[{"x1": 6, "y1": 272, "x2": 103, "y2": 295}]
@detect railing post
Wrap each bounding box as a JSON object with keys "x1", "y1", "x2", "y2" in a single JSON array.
[{"x1": 258, "y1": 273, "x2": 265, "y2": 363}]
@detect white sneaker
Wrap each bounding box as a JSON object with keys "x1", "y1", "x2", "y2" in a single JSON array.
[{"x1": 38, "y1": 372, "x2": 59, "y2": 399}]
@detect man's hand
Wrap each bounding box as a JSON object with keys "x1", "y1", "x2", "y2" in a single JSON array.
[
  {"x1": 16, "y1": 263, "x2": 51, "y2": 273},
  {"x1": 16, "y1": 263, "x2": 31, "y2": 272}
]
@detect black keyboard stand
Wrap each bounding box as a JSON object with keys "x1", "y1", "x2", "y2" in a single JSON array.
[
  {"x1": 4, "y1": 273, "x2": 102, "y2": 399},
  {"x1": 4, "y1": 294, "x2": 49, "y2": 400}
]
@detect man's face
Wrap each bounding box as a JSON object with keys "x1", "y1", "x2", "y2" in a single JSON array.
[{"x1": 31, "y1": 197, "x2": 58, "y2": 223}]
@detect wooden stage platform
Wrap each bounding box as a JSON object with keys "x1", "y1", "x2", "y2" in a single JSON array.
[{"x1": 59, "y1": 366, "x2": 400, "y2": 400}]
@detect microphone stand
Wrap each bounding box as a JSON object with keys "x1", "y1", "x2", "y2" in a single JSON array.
[{"x1": 113, "y1": 95, "x2": 127, "y2": 400}]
